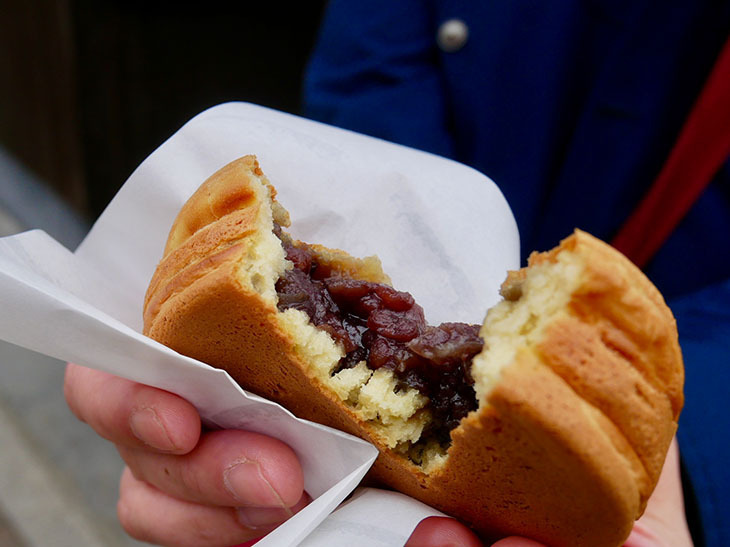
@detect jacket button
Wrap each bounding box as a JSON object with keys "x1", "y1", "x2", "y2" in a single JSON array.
[{"x1": 437, "y1": 19, "x2": 469, "y2": 52}]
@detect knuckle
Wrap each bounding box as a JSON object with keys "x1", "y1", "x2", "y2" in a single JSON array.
[
  {"x1": 117, "y1": 448, "x2": 157, "y2": 489},
  {"x1": 177, "y1": 459, "x2": 206, "y2": 501}
]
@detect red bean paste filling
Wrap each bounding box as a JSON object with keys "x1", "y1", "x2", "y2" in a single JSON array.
[{"x1": 274, "y1": 230, "x2": 483, "y2": 449}]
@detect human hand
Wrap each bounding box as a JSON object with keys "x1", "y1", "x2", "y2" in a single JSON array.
[
  {"x1": 622, "y1": 437, "x2": 692, "y2": 547},
  {"x1": 64, "y1": 363, "x2": 308, "y2": 547},
  {"x1": 406, "y1": 437, "x2": 692, "y2": 547},
  {"x1": 64, "y1": 362, "x2": 690, "y2": 547}
]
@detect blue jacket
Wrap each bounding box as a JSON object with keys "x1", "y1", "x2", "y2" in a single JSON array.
[{"x1": 304, "y1": 1, "x2": 730, "y2": 544}]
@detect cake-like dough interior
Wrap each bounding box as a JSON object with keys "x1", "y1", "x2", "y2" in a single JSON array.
[
  {"x1": 276, "y1": 301, "x2": 431, "y2": 450},
  {"x1": 230, "y1": 170, "x2": 431, "y2": 452},
  {"x1": 472, "y1": 251, "x2": 583, "y2": 402},
  {"x1": 145, "y1": 156, "x2": 681, "y2": 546},
  {"x1": 231, "y1": 166, "x2": 588, "y2": 473}
]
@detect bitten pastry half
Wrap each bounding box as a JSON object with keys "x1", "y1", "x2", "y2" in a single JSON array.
[{"x1": 143, "y1": 156, "x2": 683, "y2": 547}]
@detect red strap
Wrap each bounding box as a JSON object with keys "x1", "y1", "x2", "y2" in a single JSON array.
[{"x1": 611, "y1": 36, "x2": 730, "y2": 268}]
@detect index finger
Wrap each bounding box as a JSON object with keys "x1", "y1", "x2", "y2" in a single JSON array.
[{"x1": 64, "y1": 363, "x2": 201, "y2": 454}]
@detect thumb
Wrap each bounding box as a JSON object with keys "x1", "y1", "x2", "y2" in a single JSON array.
[{"x1": 624, "y1": 437, "x2": 692, "y2": 547}]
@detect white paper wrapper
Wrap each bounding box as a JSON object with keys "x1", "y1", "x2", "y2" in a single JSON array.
[{"x1": 0, "y1": 102, "x2": 519, "y2": 545}]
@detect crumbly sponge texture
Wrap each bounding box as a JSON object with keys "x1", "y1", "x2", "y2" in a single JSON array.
[
  {"x1": 443, "y1": 230, "x2": 684, "y2": 545},
  {"x1": 276, "y1": 307, "x2": 429, "y2": 449},
  {"x1": 143, "y1": 156, "x2": 683, "y2": 547},
  {"x1": 143, "y1": 155, "x2": 429, "y2": 452}
]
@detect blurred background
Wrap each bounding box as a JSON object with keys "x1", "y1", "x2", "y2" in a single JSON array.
[{"x1": 0, "y1": 2, "x2": 327, "y2": 545}]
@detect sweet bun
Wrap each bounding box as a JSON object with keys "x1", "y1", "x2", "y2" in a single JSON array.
[{"x1": 143, "y1": 156, "x2": 683, "y2": 546}]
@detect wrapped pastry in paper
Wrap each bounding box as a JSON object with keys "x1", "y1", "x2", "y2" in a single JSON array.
[{"x1": 0, "y1": 102, "x2": 519, "y2": 545}]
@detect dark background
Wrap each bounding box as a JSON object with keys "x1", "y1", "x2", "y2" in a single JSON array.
[{"x1": 0, "y1": 0, "x2": 328, "y2": 219}]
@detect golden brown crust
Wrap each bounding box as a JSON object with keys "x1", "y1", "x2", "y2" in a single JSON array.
[
  {"x1": 144, "y1": 156, "x2": 268, "y2": 330},
  {"x1": 305, "y1": 243, "x2": 391, "y2": 284},
  {"x1": 143, "y1": 158, "x2": 683, "y2": 547},
  {"x1": 422, "y1": 351, "x2": 642, "y2": 546},
  {"x1": 522, "y1": 231, "x2": 682, "y2": 492},
  {"x1": 537, "y1": 231, "x2": 684, "y2": 418},
  {"x1": 163, "y1": 156, "x2": 270, "y2": 255}
]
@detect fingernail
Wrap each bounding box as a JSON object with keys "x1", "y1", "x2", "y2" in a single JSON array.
[
  {"x1": 224, "y1": 460, "x2": 287, "y2": 507},
  {"x1": 236, "y1": 506, "x2": 291, "y2": 530},
  {"x1": 129, "y1": 407, "x2": 176, "y2": 451}
]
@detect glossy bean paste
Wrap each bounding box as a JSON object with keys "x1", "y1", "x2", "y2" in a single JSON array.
[{"x1": 275, "y1": 232, "x2": 483, "y2": 445}]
